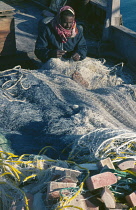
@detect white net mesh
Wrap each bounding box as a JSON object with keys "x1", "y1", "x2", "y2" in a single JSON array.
[
  {"x1": 68, "y1": 128, "x2": 136, "y2": 163},
  {"x1": 0, "y1": 57, "x2": 136, "y2": 161},
  {"x1": 0, "y1": 57, "x2": 136, "y2": 209}
]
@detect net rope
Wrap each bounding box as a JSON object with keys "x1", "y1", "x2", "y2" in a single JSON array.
[{"x1": 0, "y1": 57, "x2": 136, "y2": 209}]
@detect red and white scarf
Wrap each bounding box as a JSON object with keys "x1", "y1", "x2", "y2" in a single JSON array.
[{"x1": 51, "y1": 6, "x2": 78, "y2": 43}]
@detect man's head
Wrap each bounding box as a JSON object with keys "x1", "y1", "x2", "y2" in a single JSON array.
[{"x1": 60, "y1": 9, "x2": 75, "y2": 30}]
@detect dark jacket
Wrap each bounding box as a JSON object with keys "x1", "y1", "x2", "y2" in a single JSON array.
[{"x1": 35, "y1": 19, "x2": 87, "y2": 63}]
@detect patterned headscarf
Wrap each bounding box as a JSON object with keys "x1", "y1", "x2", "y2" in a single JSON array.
[{"x1": 51, "y1": 6, "x2": 78, "y2": 43}]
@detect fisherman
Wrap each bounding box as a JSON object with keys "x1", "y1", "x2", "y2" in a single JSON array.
[{"x1": 34, "y1": 6, "x2": 87, "y2": 63}]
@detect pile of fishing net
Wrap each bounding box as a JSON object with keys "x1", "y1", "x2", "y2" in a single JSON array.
[
  {"x1": 0, "y1": 149, "x2": 65, "y2": 210},
  {"x1": 42, "y1": 57, "x2": 131, "y2": 89},
  {"x1": 0, "y1": 57, "x2": 136, "y2": 209},
  {"x1": 0, "y1": 148, "x2": 136, "y2": 210},
  {"x1": 68, "y1": 128, "x2": 136, "y2": 163},
  {"x1": 0, "y1": 58, "x2": 136, "y2": 158}
]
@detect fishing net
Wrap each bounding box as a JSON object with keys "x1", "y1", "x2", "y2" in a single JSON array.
[
  {"x1": 0, "y1": 57, "x2": 136, "y2": 209},
  {"x1": 0, "y1": 133, "x2": 13, "y2": 153},
  {"x1": 0, "y1": 57, "x2": 136, "y2": 161},
  {"x1": 68, "y1": 128, "x2": 136, "y2": 163},
  {"x1": 0, "y1": 148, "x2": 68, "y2": 209},
  {"x1": 42, "y1": 57, "x2": 134, "y2": 89},
  {"x1": 0, "y1": 149, "x2": 135, "y2": 210}
]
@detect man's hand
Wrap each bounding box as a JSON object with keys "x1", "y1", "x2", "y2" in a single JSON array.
[
  {"x1": 50, "y1": 50, "x2": 67, "y2": 58},
  {"x1": 56, "y1": 50, "x2": 67, "y2": 58},
  {"x1": 72, "y1": 53, "x2": 81, "y2": 61}
]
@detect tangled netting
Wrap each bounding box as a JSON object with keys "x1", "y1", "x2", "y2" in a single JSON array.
[
  {"x1": 0, "y1": 57, "x2": 136, "y2": 210},
  {"x1": 0, "y1": 150, "x2": 67, "y2": 210},
  {"x1": 0, "y1": 148, "x2": 136, "y2": 210},
  {"x1": 68, "y1": 128, "x2": 136, "y2": 163},
  {"x1": 0, "y1": 57, "x2": 136, "y2": 162}
]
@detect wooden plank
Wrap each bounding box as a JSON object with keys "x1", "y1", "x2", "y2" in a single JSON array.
[
  {"x1": 0, "y1": 2, "x2": 16, "y2": 56},
  {"x1": 0, "y1": 16, "x2": 16, "y2": 56},
  {"x1": 0, "y1": 17, "x2": 12, "y2": 32},
  {"x1": 0, "y1": 11, "x2": 15, "y2": 16}
]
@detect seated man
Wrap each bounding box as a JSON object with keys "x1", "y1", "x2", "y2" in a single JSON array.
[{"x1": 34, "y1": 6, "x2": 87, "y2": 63}]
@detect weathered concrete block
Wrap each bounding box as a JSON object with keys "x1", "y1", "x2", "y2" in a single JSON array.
[
  {"x1": 130, "y1": 164, "x2": 136, "y2": 173},
  {"x1": 86, "y1": 172, "x2": 117, "y2": 191},
  {"x1": 84, "y1": 191, "x2": 105, "y2": 209},
  {"x1": 126, "y1": 191, "x2": 136, "y2": 207},
  {"x1": 64, "y1": 195, "x2": 99, "y2": 210},
  {"x1": 85, "y1": 199, "x2": 99, "y2": 210},
  {"x1": 98, "y1": 158, "x2": 115, "y2": 170},
  {"x1": 101, "y1": 187, "x2": 116, "y2": 208},
  {"x1": 117, "y1": 159, "x2": 135, "y2": 170},
  {"x1": 46, "y1": 181, "x2": 77, "y2": 200},
  {"x1": 105, "y1": 202, "x2": 129, "y2": 209},
  {"x1": 52, "y1": 166, "x2": 81, "y2": 183}
]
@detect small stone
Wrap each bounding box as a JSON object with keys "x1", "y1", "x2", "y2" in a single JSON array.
[{"x1": 73, "y1": 104, "x2": 79, "y2": 109}]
